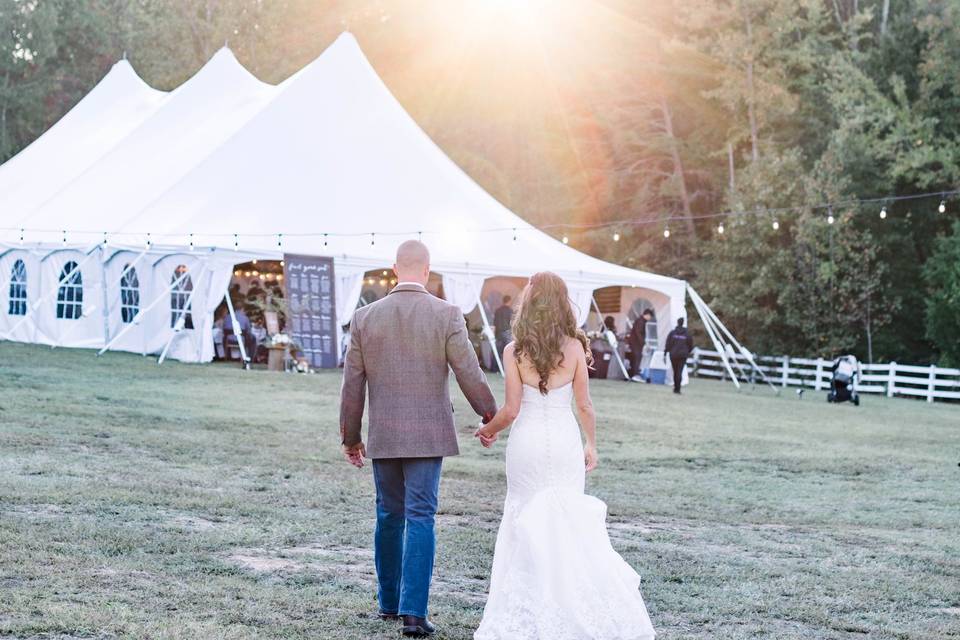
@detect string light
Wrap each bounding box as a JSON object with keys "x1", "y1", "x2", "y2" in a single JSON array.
[
  {"x1": 717, "y1": 223, "x2": 724, "y2": 234},
  {"x1": 939, "y1": 200, "x2": 946, "y2": 213},
  {"x1": 772, "y1": 220, "x2": 780, "y2": 231},
  {"x1": 880, "y1": 206, "x2": 887, "y2": 219},
  {"x1": 827, "y1": 206, "x2": 835, "y2": 225},
  {"x1": 562, "y1": 235, "x2": 569, "y2": 244},
  {"x1": 663, "y1": 227, "x2": 671, "y2": 239},
  {"x1": 613, "y1": 231, "x2": 621, "y2": 242}
]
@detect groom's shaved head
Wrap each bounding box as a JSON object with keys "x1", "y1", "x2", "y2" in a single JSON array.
[
  {"x1": 396, "y1": 240, "x2": 430, "y2": 270},
  {"x1": 394, "y1": 240, "x2": 431, "y2": 285}
]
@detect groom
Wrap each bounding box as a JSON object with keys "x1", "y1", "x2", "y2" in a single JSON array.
[{"x1": 340, "y1": 240, "x2": 497, "y2": 637}]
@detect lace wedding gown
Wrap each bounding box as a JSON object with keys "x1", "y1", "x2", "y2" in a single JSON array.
[{"x1": 475, "y1": 382, "x2": 656, "y2": 640}]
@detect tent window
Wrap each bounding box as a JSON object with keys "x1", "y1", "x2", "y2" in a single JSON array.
[
  {"x1": 170, "y1": 264, "x2": 193, "y2": 329},
  {"x1": 8, "y1": 259, "x2": 27, "y2": 316},
  {"x1": 120, "y1": 265, "x2": 140, "y2": 324},
  {"x1": 56, "y1": 261, "x2": 83, "y2": 320}
]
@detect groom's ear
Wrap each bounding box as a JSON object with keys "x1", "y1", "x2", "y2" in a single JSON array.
[{"x1": 392, "y1": 264, "x2": 399, "y2": 278}]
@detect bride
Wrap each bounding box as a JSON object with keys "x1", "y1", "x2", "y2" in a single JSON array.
[{"x1": 473, "y1": 271, "x2": 656, "y2": 640}]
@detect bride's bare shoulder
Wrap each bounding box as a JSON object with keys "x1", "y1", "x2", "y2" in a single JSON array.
[{"x1": 562, "y1": 336, "x2": 586, "y2": 358}]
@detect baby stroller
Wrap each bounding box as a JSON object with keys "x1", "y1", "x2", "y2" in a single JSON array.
[{"x1": 827, "y1": 355, "x2": 861, "y2": 406}]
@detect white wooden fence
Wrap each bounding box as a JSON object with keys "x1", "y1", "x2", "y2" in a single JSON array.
[{"x1": 688, "y1": 348, "x2": 960, "y2": 403}]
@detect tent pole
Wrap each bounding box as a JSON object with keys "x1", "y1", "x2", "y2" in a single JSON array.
[
  {"x1": 100, "y1": 245, "x2": 111, "y2": 346},
  {"x1": 2, "y1": 244, "x2": 100, "y2": 340},
  {"x1": 158, "y1": 263, "x2": 208, "y2": 365},
  {"x1": 475, "y1": 292, "x2": 504, "y2": 377},
  {"x1": 97, "y1": 268, "x2": 191, "y2": 356},
  {"x1": 223, "y1": 288, "x2": 250, "y2": 366},
  {"x1": 688, "y1": 286, "x2": 740, "y2": 389},
  {"x1": 591, "y1": 296, "x2": 631, "y2": 380},
  {"x1": 688, "y1": 286, "x2": 777, "y2": 393}
]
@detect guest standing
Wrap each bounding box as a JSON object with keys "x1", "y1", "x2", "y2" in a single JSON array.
[
  {"x1": 628, "y1": 308, "x2": 654, "y2": 381},
  {"x1": 664, "y1": 317, "x2": 694, "y2": 394},
  {"x1": 493, "y1": 295, "x2": 514, "y2": 362}
]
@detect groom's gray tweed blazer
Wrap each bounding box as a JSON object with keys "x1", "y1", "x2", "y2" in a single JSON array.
[{"x1": 340, "y1": 283, "x2": 497, "y2": 459}]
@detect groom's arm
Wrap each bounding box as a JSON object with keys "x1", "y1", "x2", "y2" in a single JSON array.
[
  {"x1": 445, "y1": 306, "x2": 497, "y2": 420},
  {"x1": 339, "y1": 312, "x2": 366, "y2": 448}
]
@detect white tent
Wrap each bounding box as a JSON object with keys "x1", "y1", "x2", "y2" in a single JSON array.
[
  {"x1": 0, "y1": 59, "x2": 167, "y2": 228},
  {"x1": 1, "y1": 33, "x2": 698, "y2": 373}
]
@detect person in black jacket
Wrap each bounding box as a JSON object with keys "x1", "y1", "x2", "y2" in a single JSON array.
[
  {"x1": 664, "y1": 317, "x2": 694, "y2": 394},
  {"x1": 628, "y1": 308, "x2": 654, "y2": 381}
]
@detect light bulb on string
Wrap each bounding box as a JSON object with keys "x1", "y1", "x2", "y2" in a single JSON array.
[
  {"x1": 613, "y1": 231, "x2": 621, "y2": 242},
  {"x1": 562, "y1": 235, "x2": 569, "y2": 244},
  {"x1": 772, "y1": 220, "x2": 779, "y2": 231},
  {"x1": 880, "y1": 206, "x2": 887, "y2": 220},
  {"x1": 717, "y1": 223, "x2": 724, "y2": 235},
  {"x1": 827, "y1": 206, "x2": 835, "y2": 225},
  {"x1": 939, "y1": 200, "x2": 946, "y2": 214},
  {"x1": 663, "y1": 226, "x2": 671, "y2": 239}
]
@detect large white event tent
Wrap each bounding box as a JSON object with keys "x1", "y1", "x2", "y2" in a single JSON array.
[{"x1": 0, "y1": 33, "x2": 755, "y2": 384}]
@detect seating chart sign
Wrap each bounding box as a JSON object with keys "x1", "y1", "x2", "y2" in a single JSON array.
[{"x1": 283, "y1": 254, "x2": 337, "y2": 368}]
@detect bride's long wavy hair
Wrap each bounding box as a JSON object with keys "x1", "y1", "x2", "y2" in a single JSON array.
[{"x1": 511, "y1": 271, "x2": 593, "y2": 395}]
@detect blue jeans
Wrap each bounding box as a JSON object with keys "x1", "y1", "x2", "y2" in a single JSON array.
[{"x1": 372, "y1": 457, "x2": 443, "y2": 619}]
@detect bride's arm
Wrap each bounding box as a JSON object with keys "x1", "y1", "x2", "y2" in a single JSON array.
[
  {"x1": 475, "y1": 343, "x2": 522, "y2": 444},
  {"x1": 572, "y1": 347, "x2": 598, "y2": 471}
]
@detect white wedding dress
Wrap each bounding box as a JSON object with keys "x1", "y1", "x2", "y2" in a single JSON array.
[{"x1": 475, "y1": 382, "x2": 656, "y2": 640}]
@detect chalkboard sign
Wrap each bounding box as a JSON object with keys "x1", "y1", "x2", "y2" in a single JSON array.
[{"x1": 283, "y1": 254, "x2": 337, "y2": 368}]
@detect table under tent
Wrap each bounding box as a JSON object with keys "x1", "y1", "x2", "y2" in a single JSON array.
[{"x1": 0, "y1": 33, "x2": 766, "y2": 390}]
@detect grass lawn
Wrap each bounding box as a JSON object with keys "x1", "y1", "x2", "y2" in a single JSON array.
[{"x1": 1, "y1": 342, "x2": 958, "y2": 640}]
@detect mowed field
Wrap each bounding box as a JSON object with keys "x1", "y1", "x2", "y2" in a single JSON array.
[{"x1": 0, "y1": 342, "x2": 958, "y2": 640}]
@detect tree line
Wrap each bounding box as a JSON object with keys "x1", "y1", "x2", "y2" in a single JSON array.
[{"x1": 2, "y1": 0, "x2": 958, "y2": 365}]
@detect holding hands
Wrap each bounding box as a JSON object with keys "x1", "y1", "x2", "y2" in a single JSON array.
[{"x1": 342, "y1": 441, "x2": 366, "y2": 468}]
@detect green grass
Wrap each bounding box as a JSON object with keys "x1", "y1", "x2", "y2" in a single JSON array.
[{"x1": 0, "y1": 342, "x2": 958, "y2": 640}]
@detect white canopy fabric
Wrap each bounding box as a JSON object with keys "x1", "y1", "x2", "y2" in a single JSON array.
[
  {"x1": 19, "y1": 49, "x2": 278, "y2": 239},
  {"x1": 1, "y1": 32, "x2": 687, "y2": 363},
  {"x1": 0, "y1": 60, "x2": 167, "y2": 233}
]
